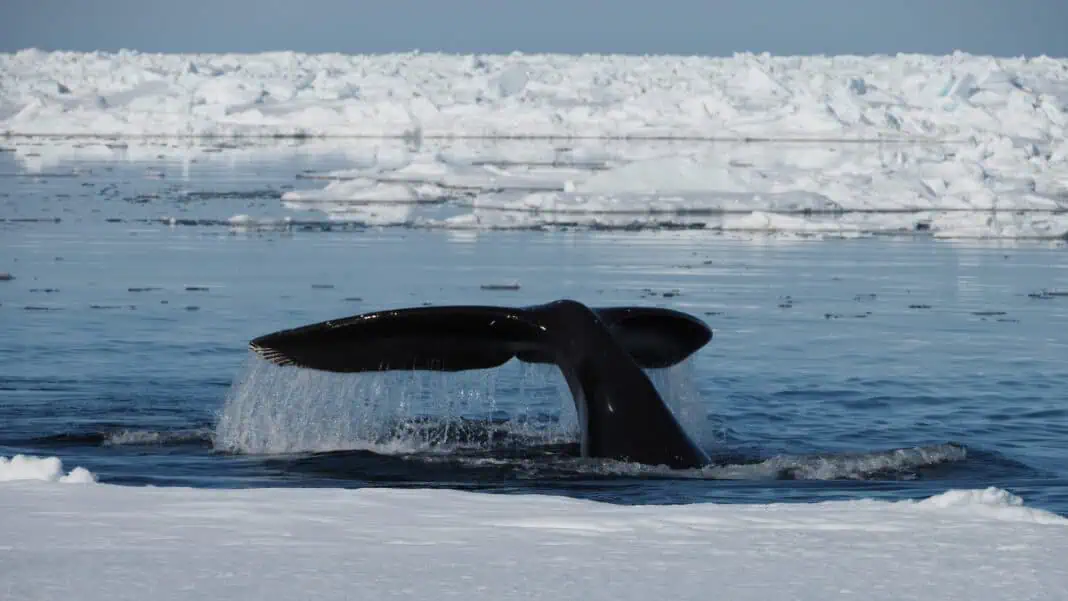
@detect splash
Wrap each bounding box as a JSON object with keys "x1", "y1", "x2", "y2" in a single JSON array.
[
  {"x1": 214, "y1": 353, "x2": 709, "y2": 456},
  {"x1": 214, "y1": 355, "x2": 578, "y2": 455},
  {"x1": 645, "y1": 359, "x2": 708, "y2": 446}
]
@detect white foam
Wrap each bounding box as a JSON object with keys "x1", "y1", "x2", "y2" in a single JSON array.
[
  {"x1": 102, "y1": 428, "x2": 213, "y2": 447},
  {"x1": 0, "y1": 454, "x2": 97, "y2": 483},
  {"x1": 2, "y1": 480, "x2": 1065, "y2": 601},
  {"x1": 705, "y1": 444, "x2": 968, "y2": 480}
]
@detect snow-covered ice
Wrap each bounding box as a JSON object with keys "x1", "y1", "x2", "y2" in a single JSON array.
[
  {"x1": 0, "y1": 454, "x2": 97, "y2": 484},
  {"x1": 2, "y1": 455, "x2": 1066, "y2": 601},
  {"x1": 3, "y1": 50, "x2": 1068, "y2": 238},
  {"x1": 278, "y1": 139, "x2": 1068, "y2": 238},
  {"x1": 3, "y1": 50, "x2": 1066, "y2": 141}
]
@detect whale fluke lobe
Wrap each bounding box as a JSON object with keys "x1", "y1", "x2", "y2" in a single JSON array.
[
  {"x1": 249, "y1": 299, "x2": 712, "y2": 469},
  {"x1": 591, "y1": 306, "x2": 713, "y2": 369},
  {"x1": 249, "y1": 305, "x2": 542, "y2": 373}
]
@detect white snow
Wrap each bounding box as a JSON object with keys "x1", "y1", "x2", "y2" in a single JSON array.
[
  {"x1": 3, "y1": 50, "x2": 1067, "y2": 141},
  {"x1": 0, "y1": 454, "x2": 97, "y2": 484},
  {"x1": 2, "y1": 456, "x2": 1066, "y2": 601},
  {"x1": 280, "y1": 140, "x2": 1068, "y2": 238},
  {"x1": 4, "y1": 50, "x2": 1068, "y2": 239}
]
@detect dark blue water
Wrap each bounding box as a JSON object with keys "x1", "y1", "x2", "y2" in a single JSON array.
[{"x1": 2, "y1": 139, "x2": 1067, "y2": 514}]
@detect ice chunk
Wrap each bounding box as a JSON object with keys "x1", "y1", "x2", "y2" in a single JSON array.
[
  {"x1": 0, "y1": 454, "x2": 97, "y2": 484},
  {"x1": 2, "y1": 51, "x2": 1063, "y2": 140}
]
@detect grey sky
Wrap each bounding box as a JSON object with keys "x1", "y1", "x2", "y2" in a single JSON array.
[{"x1": 2, "y1": 0, "x2": 1065, "y2": 58}]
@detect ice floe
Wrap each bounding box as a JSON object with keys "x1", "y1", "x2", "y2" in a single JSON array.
[
  {"x1": 2, "y1": 50, "x2": 1066, "y2": 141},
  {"x1": 2, "y1": 463, "x2": 1065, "y2": 601}
]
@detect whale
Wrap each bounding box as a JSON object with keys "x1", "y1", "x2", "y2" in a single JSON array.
[{"x1": 248, "y1": 299, "x2": 712, "y2": 469}]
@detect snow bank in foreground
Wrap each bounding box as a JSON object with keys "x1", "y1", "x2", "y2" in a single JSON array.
[
  {"x1": 0, "y1": 454, "x2": 97, "y2": 483},
  {"x1": 2, "y1": 50, "x2": 1066, "y2": 141},
  {"x1": 2, "y1": 474, "x2": 1065, "y2": 601}
]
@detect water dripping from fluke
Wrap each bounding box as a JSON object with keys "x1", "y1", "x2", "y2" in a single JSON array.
[
  {"x1": 211, "y1": 354, "x2": 973, "y2": 484},
  {"x1": 213, "y1": 353, "x2": 581, "y2": 457},
  {"x1": 211, "y1": 351, "x2": 710, "y2": 469}
]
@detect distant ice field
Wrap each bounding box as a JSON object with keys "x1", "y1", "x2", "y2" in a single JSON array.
[
  {"x1": 3, "y1": 50, "x2": 1067, "y2": 142},
  {"x1": 3, "y1": 49, "x2": 1068, "y2": 239},
  {"x1": 3, "y1": 136, "x2": 1067, "y2": 239}
]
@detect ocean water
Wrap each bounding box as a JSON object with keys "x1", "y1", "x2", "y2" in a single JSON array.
[{"x1": 2, "y1": 139, "x2": 1067, "y2": 514}]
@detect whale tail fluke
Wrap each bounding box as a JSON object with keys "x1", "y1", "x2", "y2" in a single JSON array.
[
  {"x1": 249, "y1": 301, "x2": 710, "y2": 373},
  {"x1": 249, "y1": 299, "x2": 712, "y2": 469}
]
